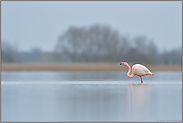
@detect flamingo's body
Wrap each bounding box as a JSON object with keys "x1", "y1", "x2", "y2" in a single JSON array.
[{"x1": 120, "y1": 62, "x2": 154, "y2": 83}]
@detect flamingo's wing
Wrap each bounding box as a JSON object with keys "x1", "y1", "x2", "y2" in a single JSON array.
[{"x1": 132, "y1": 64, "x2": 152, "y2": 76}]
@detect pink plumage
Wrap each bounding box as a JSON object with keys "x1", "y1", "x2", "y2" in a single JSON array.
[{"x1": 120, "y1": 62, "x2": 154, "y2": 83}]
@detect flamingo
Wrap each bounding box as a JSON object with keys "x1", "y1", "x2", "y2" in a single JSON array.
[{"x1": 120, "y1": 62, "x2": 154, "y2": 83}]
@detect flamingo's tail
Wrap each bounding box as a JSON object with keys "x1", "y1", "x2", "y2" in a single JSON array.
[{"x1": 152, "y1": 73, "x2": 154, "y2": 76}]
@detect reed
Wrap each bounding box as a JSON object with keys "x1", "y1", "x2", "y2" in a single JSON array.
[{"x1": 1, "y1": 63, "x2": 181, "y2": 71}]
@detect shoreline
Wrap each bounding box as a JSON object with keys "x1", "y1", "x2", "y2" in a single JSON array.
[{"x1": 1, "y1": 63, "x2": 182, "y2": 71}]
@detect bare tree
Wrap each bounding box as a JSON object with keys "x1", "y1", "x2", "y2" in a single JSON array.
[
  {"x1": 127, "y1": 36, "x2": 158, "y2": 64},
  {"x1": 55, "y1": 26, "x2": 87, "y2": 62},
  {"x1": 55, "y1": 25, "x2": 122, "y2": 62},
  {"x1": 126, "y1": 36, "x2": 149, "y2": 64},
  {"x1": 146, "y1": 40, "x2": 158, "y2": 64},
  {"x1": 116, "y1": 35, "x2": 131, "y2": 62},
  {"x1": 1, "y1": 41, "x2": 21, "y2": 63}
]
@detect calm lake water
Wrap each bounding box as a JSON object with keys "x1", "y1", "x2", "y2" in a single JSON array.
[{"x1": 1, "y1": 71, "x2": 182, "y2": 122}]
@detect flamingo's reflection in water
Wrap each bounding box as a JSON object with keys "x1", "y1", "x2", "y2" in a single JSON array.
[{"x1": 1, "y1": 81, "x2": 181, "y2": 122}]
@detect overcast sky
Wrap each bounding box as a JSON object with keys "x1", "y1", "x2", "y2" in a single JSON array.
[{"x1": 1, "y1": 1, "x2": 182, "y2": 52}]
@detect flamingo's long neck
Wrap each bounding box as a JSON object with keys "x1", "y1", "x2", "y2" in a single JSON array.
[{"x1": 127, "y1": 64, "x2": 135, "y2": 78}]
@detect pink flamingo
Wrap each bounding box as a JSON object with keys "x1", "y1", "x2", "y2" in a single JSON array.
[{"x1": 120, "y1": 62, "x2": 154, "y2": 83}]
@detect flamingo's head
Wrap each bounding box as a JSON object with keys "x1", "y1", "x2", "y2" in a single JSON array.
[{"x1": 120, "y1": 62, "x2": 128, "y2": 66}]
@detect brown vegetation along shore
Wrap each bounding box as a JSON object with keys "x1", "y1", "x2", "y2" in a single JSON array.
[{"x1": 1, "y1": 63, "x2": 182, "y2": 71}]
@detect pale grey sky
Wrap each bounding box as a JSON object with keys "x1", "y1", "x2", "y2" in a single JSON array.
[{"x1": 1, "y1": 1, "x2": 182, "y2": 52}]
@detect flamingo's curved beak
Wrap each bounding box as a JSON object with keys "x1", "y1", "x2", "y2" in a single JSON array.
[{"x1": 120, "y1": 62, "x2": 124, "y2": 65}]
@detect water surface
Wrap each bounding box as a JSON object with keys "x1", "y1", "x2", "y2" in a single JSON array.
[
  {"x1": 1, "y1": 71, "x2": 181, "y2": 82},
  {"x1": 1, "y1": 71, "x2": 182, "y2": 122}
]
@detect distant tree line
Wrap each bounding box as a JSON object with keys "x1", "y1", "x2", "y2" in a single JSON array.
[
  {"x1": 1, "y1": 25, "x2": 182, "y2": 65},
  {"x1": 1, "y1": 43, "x2": 56, "y2": 63}
]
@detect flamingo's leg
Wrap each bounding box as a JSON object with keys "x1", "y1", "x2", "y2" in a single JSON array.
[{"x1": 140, "y1": 76, "x2": 143, "y2": 83}]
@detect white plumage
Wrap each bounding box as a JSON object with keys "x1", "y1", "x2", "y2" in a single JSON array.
[{"x1": 132, "y1": 64, "x2": 153, "y2": 76}]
